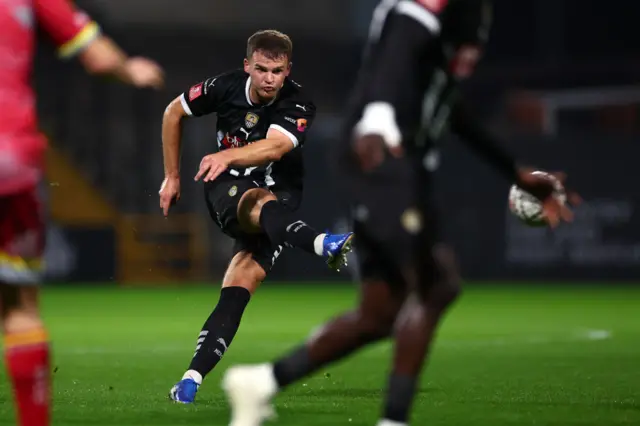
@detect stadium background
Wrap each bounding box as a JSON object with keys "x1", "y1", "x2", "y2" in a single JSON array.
[
  {"x1": 2, "y1": 2, "x2": 638, "y2": 425},
  {"x1": 35, "y1": 0, "x2": 640, "y2": 284}
]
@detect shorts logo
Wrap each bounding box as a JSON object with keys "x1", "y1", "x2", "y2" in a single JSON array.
[
  {"x1": 296, "y1": 118, "x2": 308, "y2": 132},
  {"x1": 189, "y1": 83, "x2": 203, "y2": 101},
  {"x1": 228, "y1": 185, "x2": 238, "y2": 197},
  {"x1": 400, "y1": 208, "x2": 423, "y2": 235},
  {"x1": 244, "y1": 112, "x2": 259, "y2": 129}
]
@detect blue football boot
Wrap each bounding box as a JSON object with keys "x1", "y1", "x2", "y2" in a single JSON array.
[
  {"x1": 169, "y1": 378, "x2": 199, "y2": 404},
  {"x1": 322, "y1": 232, "x2": 354, "y2": 271}
]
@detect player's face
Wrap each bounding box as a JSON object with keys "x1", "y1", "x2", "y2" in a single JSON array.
[
  {"x1": 450, "y1": 45, "x2": 482, "y2": 79},
  {"x1": 244, "y1": 50, "x2": 291, "y2": 102}
]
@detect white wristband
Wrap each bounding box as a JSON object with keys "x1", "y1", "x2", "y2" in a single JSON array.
[{"x1": 354, "y1": 102, "x2": 402, "y2": 148}]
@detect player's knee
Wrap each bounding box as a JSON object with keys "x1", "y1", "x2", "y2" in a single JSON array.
[
  {"x1": 429, "y1": 243, "x2": 462, "y2": 310},
  {"x1": 0, "y1": 284, "x2": 42, "y2": 332},
  {"x1": 237, "y1": 188, "x2": 276, "y2": 232},
  {"x1": 354, "y1": 305, "x2": 398, "y2": 340},
  {"x1": 427, "y1": 279, "x2": 460, "y2": 312},
  {"x1": 222, "y1": 252, "x2": 267, "y2": 294}
]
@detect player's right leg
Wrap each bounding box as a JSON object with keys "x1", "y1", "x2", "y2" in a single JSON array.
[
  {"x1": 237, "y1": 187, "x2": 354, "y2": 270},
  {"x1": 0, "y1": 190, "x2": 51, "y2": 426}
]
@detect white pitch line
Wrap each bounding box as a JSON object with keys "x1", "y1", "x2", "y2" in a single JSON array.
[{"x1": 54, "y1": 329, "x2": 612, "y2": 356}]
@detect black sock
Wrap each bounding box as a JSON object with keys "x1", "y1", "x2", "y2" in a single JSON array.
[
  {"x1": 272, "y1": 345, "x2": 314, "y2": 389},
  {"x1": 259, "y1": 200, "x2": 321, "y2": 255},
  {"x1": 188, "y1": 286, "x2": 251, "y2": 378},
  {"x1": 382, "y1": 374, "x2": 418, "y2": 423}
]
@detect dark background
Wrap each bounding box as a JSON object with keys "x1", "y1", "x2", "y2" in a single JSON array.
[{"x1": 35, "y1": 0, "x2": 640, "y2": 284}]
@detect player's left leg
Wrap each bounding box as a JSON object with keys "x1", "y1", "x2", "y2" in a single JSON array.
[
  {"x1": 169, "y1": 239, "x2": 273, "y2": 404},
  {"x1": 237, "y1": 187, "x2": 354, "y2": 270},
  {"x1": 0, "y1": 189, "x2": 51, "y2": 426}
]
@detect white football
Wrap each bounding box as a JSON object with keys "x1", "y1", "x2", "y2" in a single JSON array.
[{"x1": 508, "y1": 171, "x2": 566, "y2": 226}]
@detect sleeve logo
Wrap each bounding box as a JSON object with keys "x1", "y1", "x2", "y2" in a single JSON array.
[
  {"x1": 296, "y1": 118, "x2": 308, "y2": 132},
  {"x1": 189, "y1": 83, "x2": 203, "y2": 101}
]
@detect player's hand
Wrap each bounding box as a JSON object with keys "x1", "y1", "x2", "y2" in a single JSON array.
[
  {"x1": 352, "y1": 134, "x2": 403, "y2": 172},
  {"x1": 515, "y1": 168, "x2": 582, "y2": 228},
  {"x1": 124, "y1": 57, "x2": 165, "y2": 89},
  {"x1": 159, "y1": 176, "x2": 180, "y2": 217},
  {"x1": 195, "y1": 153, "x2": 230, "y2": 182}
]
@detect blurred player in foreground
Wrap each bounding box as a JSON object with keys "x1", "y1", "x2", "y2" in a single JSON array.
[
  {"x1": 222, "y1": 1, "x2": 580, "y2": 425},
  {"x1": 0, "y1": 1, "x2": 164, "y2": 424},
  {"x1": 159, "y1": 30, "x2": 353, "y2": 403}
]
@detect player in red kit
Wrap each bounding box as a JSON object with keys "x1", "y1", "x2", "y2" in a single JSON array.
[{"x1": 0, "y1": 0, "x2": 164, "y2": 425}]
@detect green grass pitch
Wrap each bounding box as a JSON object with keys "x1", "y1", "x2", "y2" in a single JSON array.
[{"x1": 0, "y1": 283, "x2": 639, "y2": 425}]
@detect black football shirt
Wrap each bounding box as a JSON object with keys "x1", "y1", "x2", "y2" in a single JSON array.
[{"x1": 180, "y1": 69, "x2": 316, "y2": 191}]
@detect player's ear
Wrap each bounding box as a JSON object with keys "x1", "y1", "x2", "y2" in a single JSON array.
[
  {"x1": 285, "y1": 61, "x2": 292, "y2": 76},
  {"x1": 243, "y1": 58, "x2": 250, "y2": 73}
]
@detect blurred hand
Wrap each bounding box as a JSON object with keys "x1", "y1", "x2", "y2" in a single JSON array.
[
  {"x1": 195, "y1": 152, "x2": 231, "y2": 182},
  {"x1": 159, "y1": 176, "x2": 180, "y2": 217},
  {"x1": 516, "y1": 168, "x2": 582, "y2": 228},
  {"x1": 352, "y1": 134, "x2": 403, "y2": 172},
  {"x1": 124, "y1": 57, "x2": 165, "y2": 89}
]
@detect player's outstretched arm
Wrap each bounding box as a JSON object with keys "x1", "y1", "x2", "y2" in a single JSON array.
[
  {"x1": 449, "y1": 99, "x2": 519, "y2": 181},
  {"x1": 77, "y1": 38, "x2": 164, "y2": 89},
  {"x1": 35, "y1": 0, "x2": 164, "y2": 89},
  {"x1": 450, "y1": 100, "x2": 580, "y2": 227}
]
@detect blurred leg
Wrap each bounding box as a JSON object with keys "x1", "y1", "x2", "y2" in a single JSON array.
[
  {"x1": 380, "y1": 243, "x2": 461, "y2": 425},
  {"x1": 1, "y1": 189, "x2": 50, "y2": 426},
  {"x1": 272, "y1": 279, "x2": 405, "y2": 388}
]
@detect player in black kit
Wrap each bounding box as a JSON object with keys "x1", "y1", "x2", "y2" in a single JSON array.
[
  {"x1": 159, "y1": 30, "x2": 354, "y2": 403},
  {"x1": 223, "y1": 2, "x2": 580, "y2": 426}
]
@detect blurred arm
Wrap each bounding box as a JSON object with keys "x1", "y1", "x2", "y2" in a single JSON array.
[
  {"x1": 35, "y1": 0, "x2": 160, "y2": 85},
  {"x1": 35, "y1": 0, "x2": 100, "y2": 58},
  {"x1": 449, "y1": 99, "x2": 519, "y2": 181},
  {"x1": 355, "y1": 8, "x2": 440, "y2": 148}
]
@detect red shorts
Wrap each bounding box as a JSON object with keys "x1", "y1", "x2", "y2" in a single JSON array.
[{"x1": 0, "y1": 188, "x2": 45, "y2": 284}]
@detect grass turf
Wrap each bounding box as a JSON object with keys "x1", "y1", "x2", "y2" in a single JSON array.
[{"x1": 0, "y1": 283, "x2": 639, "y2": 425}]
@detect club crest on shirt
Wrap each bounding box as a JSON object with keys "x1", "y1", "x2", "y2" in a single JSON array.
[{"x1": 244, "y1": 112, "x2": 259, "y2": 129}]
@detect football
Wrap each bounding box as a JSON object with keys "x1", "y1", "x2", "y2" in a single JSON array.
[{"x1": 508, "y1": 171, "x2": 567, "y2": 226}]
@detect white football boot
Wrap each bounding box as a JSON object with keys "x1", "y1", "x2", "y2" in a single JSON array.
[{"x1": 223, "y1": 364, "x2": 278, "y2": 426}]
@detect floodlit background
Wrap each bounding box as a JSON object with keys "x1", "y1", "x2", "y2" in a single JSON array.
[{"x1": 3, "y1": 1, "x2": 637, "y2": 425}]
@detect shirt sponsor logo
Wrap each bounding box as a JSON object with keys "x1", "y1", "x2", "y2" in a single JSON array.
[{"x1": 189, "y1": 83, "x2": 203, "y2": 101}]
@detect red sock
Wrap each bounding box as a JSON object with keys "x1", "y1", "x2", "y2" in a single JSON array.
[{"x1": 4, "y1": 329, "x2": 51, "y2": 426}]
